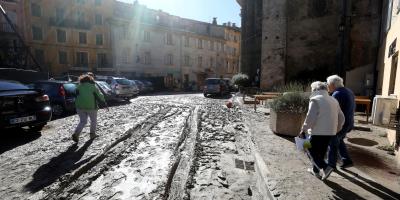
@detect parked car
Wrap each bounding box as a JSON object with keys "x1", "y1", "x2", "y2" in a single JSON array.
[
  {"x1": 128, "y1": 80, "x2": 140, "y2": 96},
  {"x1": 132, "y1": 80, "x2": 145, "y2": 94},
  {"x1": 0, "y1": 80, "x2": 52, "y2": 132},
  {"x1": 30, "y1": 80, "x2": 77, "y2": 117},
  {"x1": 142, "y1": 80, "x2": 154, "y2": 93},
  {"x1": 203, "y1": 78, "x2": 229, "y2": 97},
  {"x1": 96, "y1": 76, "x2": 137, "y2": 100},
  {"x1": 95, "y1": 80, "x2": 120, "y2": 102}
]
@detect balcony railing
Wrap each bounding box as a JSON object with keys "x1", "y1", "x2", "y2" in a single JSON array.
[
  {"x1": 49, "y1": 18, "x2": 92, "y2": 30},
  {"x1": 0, "y1": 23, "x2": 16, "y2": 33}
]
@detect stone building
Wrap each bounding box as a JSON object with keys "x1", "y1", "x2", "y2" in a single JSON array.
[
  {"x1": 18, "y1": 0, "x2": 114, "y2": 76},
  {"x1": 110, "y1": 1, "x2": 240, "y2": 89},
  {"x1": 238, "y1": 0, "x2": 382, "y2": 95}
]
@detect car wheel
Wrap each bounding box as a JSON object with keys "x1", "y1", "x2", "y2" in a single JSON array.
[
  {"x1": 203, "y1": 93, "x2": 208, "y2": 97},
  {"x1": 52, "y1": 104, "x2": 65, "y2": 117},
  {"x1": 29, "y1": 124, "x2": 46, "y2": 133}
]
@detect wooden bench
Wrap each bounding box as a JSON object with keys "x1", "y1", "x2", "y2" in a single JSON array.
[
  {"x1": 355, "y1": 96, "x2": 371, "y2": 123},
  {"x1": 254, "y1": 94, "x2": 280, "y2": 111}
]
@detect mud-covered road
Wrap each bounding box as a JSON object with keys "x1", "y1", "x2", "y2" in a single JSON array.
[{"x1": 0, "y1": 94, "x2": 256, "y2": 200}]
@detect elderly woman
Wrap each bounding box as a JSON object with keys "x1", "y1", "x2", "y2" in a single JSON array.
[
  {"x1": 301, "y1": 81, "x2": 345, "y2": 180},
  {"x1": 72, "y1": 74, "x2": 106, "y2": 143}
]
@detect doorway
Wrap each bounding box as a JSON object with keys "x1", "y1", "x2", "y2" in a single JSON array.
[{"x1": 389, "y1": 52, "x2": 398, "y2": 95}]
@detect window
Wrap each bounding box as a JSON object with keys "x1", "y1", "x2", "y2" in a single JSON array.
[
  {"x1": 77, "y1": 11, "x2": 85, "y2": 25},
  {"x1": 57, "y1": 29, "x2": 66, "y2": 43},
  {"x1": 76, "y1": 0, "x2": 86, "y2": 4},
  {"x1": 144, "y1": 30, "x2": 150, "y2": 42},
  {"x1": 32, "y1": 26, "x2": 43, "y2": 40},
  {"x1": 95, "y1": 14, "x2": 103, "y2": 25},
  {"x1": 31, "y1": 3, "x2": 41, "y2": 17},
  {"x1": 96, "y1": 34, "x2": 103, "y2": 45},
  {"x1": 166, "y1": 33, "x2": 173, "y2": 45},
  {"x1": 56, "y1": 8, "x2": 65, "y2": 22},
  {"x1": 165, "y1": 54, "x2": 173, "y2": 65},
  {"x1": 59, "y1": 51, "x2": 67, "y2": 64},
  {"x1": 197, "y1": 39, "x2": 203, "y2": 49},
  {"x1": 97, "y1": 53, "x2": 107, "y2": 67},
  {"x1": 184, "y1": 55, "x2": 190, "y2": 66},
  {"x1": 184, "y1": 36, "x2": 190, "y2": 47},
  {"x1": 76, "y1": 52, "x2": 88, "y2": 67},
  {"x1": 144, "y1": 52, "x2": 151, "y2": 64},
  {"x1": 121, "y1": 49, "x2": 129, "y2": 63},
  {"x1": 79, "y1": 32, "x2": 87, "y2": 44},
  {"x1": 95, "y1": 0, "x2": 102, "y2": 6},
  {"x1": 210, "y1": 57, "x2": 214, "y2": 67},
  {"x1": 198, "y1": 56, "x2": 203, "y2": 66},
  {"x1": 34, "y1": 49, "x2": 45, "y2": 64},
  {"x1": 210, "y1": 41, "x2": 214, "y2": 51}
]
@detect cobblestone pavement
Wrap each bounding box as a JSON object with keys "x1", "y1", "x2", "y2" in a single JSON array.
[{"x1": 0, "y1": 94, "x2": 256, "y2": 200}]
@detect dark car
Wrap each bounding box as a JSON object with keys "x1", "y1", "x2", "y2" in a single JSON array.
[
  {"x1": 30, "y1": 81, "x2": 77, "y2": 117},
  {"x1": 203, "y1": 78, "x2": 229, "y2": 97},
  {"x1": 0, "y1": 80, "x2": 52, "y2": 132}
]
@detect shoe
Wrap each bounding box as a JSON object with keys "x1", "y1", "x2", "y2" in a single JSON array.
[
  {"x1": 322, "y1": 166, "x2": 334, "y2": 181},
  {"x1": 307, "y1": 168, "x2": 322, "y2": 179},
  {"x1": 90, "y1": 133, "x2": 98, "y2": 139},
  {"x1": 72, "y1": 134, "x2": 79, "y2": 143},
  {"x1": 340, "y1": 161, "x2": 353, "y2": 169}
]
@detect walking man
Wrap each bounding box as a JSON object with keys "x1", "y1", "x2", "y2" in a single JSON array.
[{"x1": 327, "y1": 75, "x2": 355, "y2": 169}]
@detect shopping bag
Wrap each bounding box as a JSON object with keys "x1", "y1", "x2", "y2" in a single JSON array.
[{"x1": 295, "y1": 136, "x2": 311, "y2": 151}]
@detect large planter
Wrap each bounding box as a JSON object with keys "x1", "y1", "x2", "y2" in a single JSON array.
[{"x1": 270, "y1": 110, "x2": 306, "y2": 137}]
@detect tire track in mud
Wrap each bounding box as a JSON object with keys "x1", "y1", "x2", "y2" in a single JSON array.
[{"x1": 38, "y1": 105, "x2": 182, "y2": 199}]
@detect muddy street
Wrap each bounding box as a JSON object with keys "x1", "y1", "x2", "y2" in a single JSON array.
[{"x1": 0, "y1": 94, "x2": 257, "y2": 200}]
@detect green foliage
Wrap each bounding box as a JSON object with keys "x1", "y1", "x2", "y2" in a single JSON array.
[
  {"x1": 231, "y1": 73, "x2": 250, "y2": 87},
  {"x1": 269, "y1": 92, "x2": 309, "y2": 114},
  {"x1": 272, "y1": 82, "x2": 309, "y2": 93}
]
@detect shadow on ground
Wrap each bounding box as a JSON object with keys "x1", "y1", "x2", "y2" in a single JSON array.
[
  {"x1": 0, "y1": 128, "x2": 41, "y2": 154},
  {"x1": 24, "y1": 139, "x2": 94, "y2": 192}
]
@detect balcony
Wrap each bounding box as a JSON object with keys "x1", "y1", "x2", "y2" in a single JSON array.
[
  {"x1": 49, "y1": 18, "x2": 92, "y2": 30},
  {"x1": 0, "y1": 23, "x2": 16, "y2": 33}
]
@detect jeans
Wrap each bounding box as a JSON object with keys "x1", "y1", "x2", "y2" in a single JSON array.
[
  {"x1": 74, "y1": 109, "x2": 98, "y2": 135},
  {"x1": 328, "y1": 129, "x2": 352, "y2": 168},
  {"x1": 309, "y1": 135, "x2": 332, "y2": 173}
]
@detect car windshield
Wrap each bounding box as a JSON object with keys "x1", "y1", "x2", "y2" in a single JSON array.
[
  {"x1": 63, "y1": 83, "x2": 77, "y2": 94},
  {"x1": 115, "y1": 78, "x2": 131, "y2": 85},
  {"x1": 206, "y1": 79, "x2": 221, "y2": 84},
  {"x1": 96, "y1": 81, "x2": 111, "y2": 90},
  {"x1": 0, "y1": 81, "x2": 29, "y2": 91},
  {"x1": 129, "y1": 81, "x2": 137, "y2": 86}
]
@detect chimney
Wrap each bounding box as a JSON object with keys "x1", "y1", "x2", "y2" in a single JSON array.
[
  {"x1": 232, "y1": 23, "x2": 236, "y2": 27},
  {"x1": 212, "y1": 17, "x2": 217, "y2": 25},
  {"x1": 227, "y1": 22, "x2": 231, "y2": 27}
]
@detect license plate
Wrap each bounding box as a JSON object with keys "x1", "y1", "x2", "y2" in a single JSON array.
[{"x1": 10, "y1": 115, "x2": 36, "y2": 124}]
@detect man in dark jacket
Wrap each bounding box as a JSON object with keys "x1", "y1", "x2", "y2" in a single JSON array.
[{"x1": 327, "y1": 75, "x2": 355, "y2": 169}]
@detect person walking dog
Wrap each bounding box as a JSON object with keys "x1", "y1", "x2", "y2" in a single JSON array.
[
  {"x1": 72, "y1": 74, "x2": 106, "y2": 142},
  {"x1": 300, "y1": 81, "x2": 345, "y2": 180}
]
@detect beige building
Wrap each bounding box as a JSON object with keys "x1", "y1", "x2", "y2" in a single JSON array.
[
  {"x1": 377, "y1": 0, "x2": 400, "y2": 162},
  {"x1": 110, "y1": 1, "x2": 240, "y2": 89},
  {"x1": 20, "y1": 0, "x2": 114, "y2": 76}
]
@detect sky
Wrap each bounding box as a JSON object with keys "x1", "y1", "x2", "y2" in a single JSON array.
[{"x1": 117, "y1": 0, "x2": 241, "y2": 27}]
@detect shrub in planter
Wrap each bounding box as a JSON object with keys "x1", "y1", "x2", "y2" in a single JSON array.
[
  {"x1": 269, "y1": 92, "x2": 309, "y2": 136},
  {"x1": 231, "y1": 73, "x2": 250, "y2": 89}
]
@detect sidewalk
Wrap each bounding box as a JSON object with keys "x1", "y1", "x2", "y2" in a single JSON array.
[{"x1": 242, "y1": 106, "x2": 400, "y2": 200}]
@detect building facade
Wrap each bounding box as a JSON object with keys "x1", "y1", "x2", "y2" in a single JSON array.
[
  {"x1": 237, "y1": 0, "x2": 382, "y2": 95},
  {"x1": 19, "y1": 0, "x2": 114, "y2": 76},
  {"x1": 110, "y1": 1, "x2": 240, "y2": 89},
  {"x1": 377, "y1": 0, "x2": 400, "y2": 161}
]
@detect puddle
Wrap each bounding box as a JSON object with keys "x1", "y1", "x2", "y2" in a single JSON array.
[{"x1": 347, "y1": 138, "x2": 378, "y2": 146}]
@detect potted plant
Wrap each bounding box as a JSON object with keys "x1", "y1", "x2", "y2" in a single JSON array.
[
  {"x1": 269, "y1": 91, "x2": 309, "y2": 136},
  {"x1": 231, "y1": 73, "x2": 250, "y2": 92}
]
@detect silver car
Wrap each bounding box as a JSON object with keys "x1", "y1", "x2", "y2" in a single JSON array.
[{"x1": 96, "y1": 76, "x2": 137, "y2": 100}]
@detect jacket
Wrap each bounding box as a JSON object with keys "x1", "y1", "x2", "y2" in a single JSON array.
[
  {"x1": 75, "y1": 82, "x2": 105, "y2": 110},
  {"x1": 301, "y1": 90, "x2": 345, "y2": 136},
  {"x1": 332, "y1": 87, "x2": 355, "y2": 133}
]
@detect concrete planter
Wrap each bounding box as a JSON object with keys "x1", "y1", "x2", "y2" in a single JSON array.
[{"x1": 270, "y1": 110, "x2": 306, "y2": 137}]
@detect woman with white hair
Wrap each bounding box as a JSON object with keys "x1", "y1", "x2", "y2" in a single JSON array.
[{"x1": 300, "y1": 81, "x2": 345, "y2": 180}]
